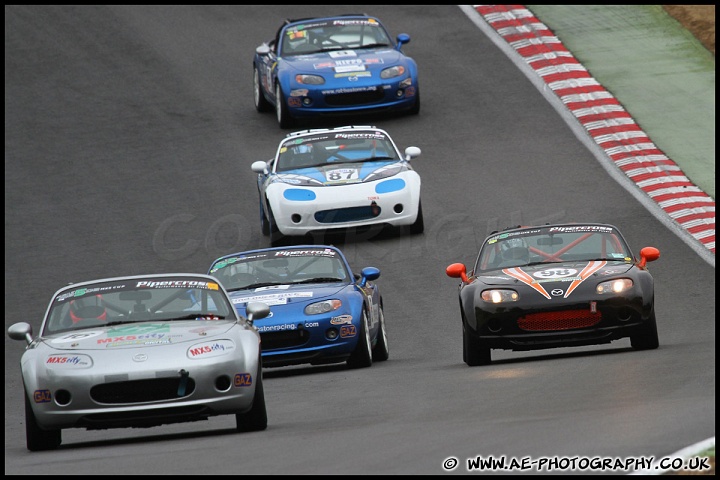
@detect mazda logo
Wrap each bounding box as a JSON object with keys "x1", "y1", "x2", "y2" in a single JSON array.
[{"x1": 551, "y1": 289, "x2": 564, "y2": 296}]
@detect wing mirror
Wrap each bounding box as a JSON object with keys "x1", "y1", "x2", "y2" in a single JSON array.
[
  {"x1": 245, "y1": 302, "x2": 271, "y2": 325},
  {"x1": 404, "y1": 146, "x2": 421, "y2": 161},
  {"x1": 8, "y1": 322, "x2": 34, "y2": 345},
  {"x1": 358, "y1": 267, "x2": 380, "y2": 287},
  {"x1": 637, "y1": 246, "x2": 660, "y2": 269},
  {"x1": 396, "y1": 33, "x2": 411, "y2": 51},
  {"x1": 446, "y1": 263, "x2": 469, "y2": 284},
  {"x1": 251, "y1": 160, "x2": 269, "y2": 175}
]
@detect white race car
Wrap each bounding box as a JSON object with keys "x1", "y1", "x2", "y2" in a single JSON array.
[{"x1": 251, "y1": 125, "x2": 423, "y2": 246}]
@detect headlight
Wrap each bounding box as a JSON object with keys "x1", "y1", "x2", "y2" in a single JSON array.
[
  {"x1": 380, "y1": 66, "x2": 406, "y2": 79},
  {"x1": 596, "y1": 278, "x2": 633, "y2": 294},
  {"x1": 364, "y1": 164, "x2": 404, "y2": 182},
  {"x1": 305, "y1": 299, "x2": 342, "y2": 315},
  {"x1": 481, "y1": 289, "x2": 519, "y2": 303},
  {"x1": 296, "y1": 74, "x2": 325, "y2": 85}
]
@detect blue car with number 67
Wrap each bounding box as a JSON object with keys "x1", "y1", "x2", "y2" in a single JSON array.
[{"x1": 208, "y1": 245, "x2": 389, "y2": 369}]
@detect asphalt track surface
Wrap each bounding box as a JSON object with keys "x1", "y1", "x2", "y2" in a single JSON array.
[{"x1": 4, "y1": 5, "x2": 715, "y2": 475}]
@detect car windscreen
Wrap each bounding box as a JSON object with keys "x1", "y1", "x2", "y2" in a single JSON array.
[
  {"x1": 276, "y1": 131, "x2": 399, "y2": 172},
  {"x1": 210, "y1": 247, "x2": 350, "y2": 292},
  {"x1": 475, "y1": 225, "x2": 633, "y2": 272},
  {"x1": 280, "y1": 19, "x2": 392, "y2": 56},
  {"x1": 43, "y1": 278, "x2": 235, "y2": 335}
]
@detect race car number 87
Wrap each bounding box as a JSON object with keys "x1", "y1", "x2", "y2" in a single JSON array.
[{"x1": 326, "y1": 168, "x2": 359, "y2": 182}]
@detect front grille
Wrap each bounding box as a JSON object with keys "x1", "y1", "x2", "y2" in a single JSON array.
[
  {"x1": 324, "y1": 87, "x2": 385, "y2": 106},
  {"x1": 518, "y1": 310, "x2": 602, "y2": 331},
  {"x1": 315, "y1": 205, "x2": 380, "y2": 223},
  {"x1": 261, "y1": 328, "x2": 310, "y2": 350},
  {"x1": 90, "y1": 377, "x2": 196, "y2": 404}
]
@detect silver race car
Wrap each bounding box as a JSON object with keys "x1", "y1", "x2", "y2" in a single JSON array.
[{"x1": 7, "y1": 273, "x2": 270, "y2": 451}]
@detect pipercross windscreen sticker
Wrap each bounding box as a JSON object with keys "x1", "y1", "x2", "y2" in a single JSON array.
[{"x1": 136, "y1": 280, "x2": 219, "y2": 290}]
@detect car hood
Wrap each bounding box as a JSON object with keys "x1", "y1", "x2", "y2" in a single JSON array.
[
  {"x1": 477, "y1": 261, "x2": 634, "y2": 287},
  {"x1": 275, "y1": 160, "x2": 406, "y2": 186},
  {"x1": 227, "y1": 282, "x2": 348, "y2": 313},
  {"x1": 282, "y1": 48, "x2": 405, "y2": 73},
  {"x1": 40, "y1": 320, "x2": 240, "y2": 351}
]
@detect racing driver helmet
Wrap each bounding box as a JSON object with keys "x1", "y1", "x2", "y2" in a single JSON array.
[
  {"x1": 69, "y1": 294, "x2": 107, "y2": 323},
  {"x1": 500, "y1": 237, "x2": 530, "y2": 263}
]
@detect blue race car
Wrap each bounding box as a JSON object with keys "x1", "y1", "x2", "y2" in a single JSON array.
[
  {"x1": 208, "y1": 245, "x2": 389, "y2": 369},
  {"x1": 253, "y1": 14, "x2": 420, "y2": 128}
]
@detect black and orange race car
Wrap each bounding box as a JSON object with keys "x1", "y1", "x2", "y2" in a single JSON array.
[{"x1": 446, "y1": 223, "x2": 661, "y2": 366}]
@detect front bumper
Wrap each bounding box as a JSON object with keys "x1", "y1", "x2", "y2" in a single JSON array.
[
  {"x1": 267, "y1": 173, "x2": 421, "y2": 236},
  {"x1": 467, "y1": 295, "x2": 653, "y2": 351},
  {"x1": 287, "y1": 79, "x2": 418, "y2": 118},
  {"x1": 24, "y1": 355, "x2": 259, "y2": 430}
]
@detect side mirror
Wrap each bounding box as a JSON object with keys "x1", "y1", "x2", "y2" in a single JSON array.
[
  {"x1": 256, "y1": 44, "x2": 271, "y2": 56},
  {"x1": 245, "y1": 302, "x2": 271, "y2": 325},
  {"x1": 446, "y1": 263, "x2": 469, "y2": 284},
  {"x1": 251, "y1": 160, "x2": 269, "y2": 175},
  {"x1": 396, "y1": 33, "x2": 410, "y2": 50},
  {"x1": 8, "y1": 322, "x2": 34, "y2": 345},
  {"x1": 404, "y1": 146, "x2": 421, "y2": 161},
  {"x1": 358, "y1": 266, "x2": 380, "y2": 287},
  {"x1": 637, "y1": 246, "x2": 660, "y2": 269}
]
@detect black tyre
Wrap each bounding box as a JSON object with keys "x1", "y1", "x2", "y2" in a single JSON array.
[
  {"x1": 409, "y1": 200, "x2": 424, "y2": 235},
  {"x1": 270, "y1": 229, "x2": 286, "y2": 247},
  {"x1": 463, "y1": 323, "x2": 491, "y2": 366},
  {"x1": 407, "y1": 89, "x2": 420, "y2": 115},
  {"x1": 253, "y1": 66, "x2": 272, "y2": 112},
  {"x1": 372, "y1": 304, "x2": 389, "y2": 362},
  {"x1": 275, "y1": 83, "x2": 294, "y2": 129},
  {"x1": 267, "y1": 205, "x2": 286, "y2": 247},
  {"x1": 236, "y1": 368, "x2": 268, "y2": 432},
  {"x1": 25, "y1": 391, "x2": 61, "y2": 451},
  {"x1": 259, "y1": 198, "x2": 270, "y2": 237},
  {"x1": 347, "y1": 310, "x2": 373, "y2": 369},
  {"x1": 630, "y1": 309, "x2": 660, "y2": 350}
]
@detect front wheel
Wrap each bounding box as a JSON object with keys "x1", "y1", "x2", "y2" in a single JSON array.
[
  {"x1": 236, "y1": 368, "x2": 268, "y2": 432},
  {"x1": 407, "y1": 88, "x2": 420, "y2": 115},
  {"x1": 463, "y1": 323, "x2": 491, "y2": 366},
  {"x1": 267, "y1": 204, "x2": 288, "y2": 247},
  {"x1": 347, "y1": 310, "x2": 373, "y2": 369},
  {"x1": 409, "y1": 201, "x2": 424, "y2": 235},
  {"x1": 372, "y1": 304, "x2": 389, "y2": 362},
  {"x1": 253, "y1": 66, "x2": 272, "y2": 112},
  {"x1": 259, "y1": 196, "x2": 270, "y2": 236},
  {"x1": 630, "y1": 310, "x2": 660, "y2": 350},
  {"x1": 275, "y1": 83, "x2": 295, "y2": 129},
  {"x1": 25, "y1": 391, "x2": 61, "y2": 451}
]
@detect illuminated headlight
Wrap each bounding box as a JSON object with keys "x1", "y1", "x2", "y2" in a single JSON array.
[
  {"x1": 380, "y1": 65, "x2": 406, "y2": 79},
  {"x1": 596, "y1": 278, "x2": 633, "y2": 294},
  {"x1": 305, "y1": 299, "x2": 342, "y2": 315},
  {"x1": 296, "y1": 74, "x2": 324, "y2": 85},
  {"x1": 481, "y1": 289, "x2": 519, "y2": 303}
]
